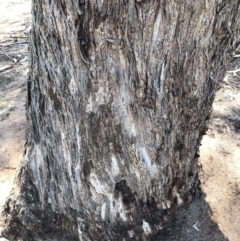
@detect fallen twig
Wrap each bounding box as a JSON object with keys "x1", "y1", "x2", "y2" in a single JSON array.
[
  {"x1": 9, "y1": 34, "x2": 28, "y2": 39},
  {"x1": 0, "y1": 60, "x2": 19, "y2": 73},
  {"x1": 223, "y1": 75, "x2": 240, "y2": 93},
  {"x1": 0, "y1": 47, "x2": 17, "y2": 63},
  {"x1": 0, "y1": 41, "x2": 29, "y2": 47},
  {"x1": 192, "y1": 221, "x2": 200, "y2": 231},
  {"x1": 227, "y1": 68, "x2": 240, "y2": 76}
]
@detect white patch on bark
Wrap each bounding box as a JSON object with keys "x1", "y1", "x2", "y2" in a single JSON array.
[
  {"x1": 95, "y1": 83, "x2": 106, "y2": 106},
  {"x1": 152, "y1": 10, "x2": 162, "y2": 46},
  {"x1": 120, "y1": 212, "x2": 127, "y2": 222},
  {"x1": 128, "y1": 230, "x2": 134, "y2": 238},
  {"x1": 76, "y1": 125, "x2": 81, "y2": 155},
  {"x1": 77, "y1": 217, "x2": 85, "y2": 241},
  {"x1": 117, "y1": 199, "x2": 127, "y2": 221},
  {"x1": 111, "y1": 155, "x2": 120, "y2": 177},
  {"x1": 85, "y1": 95, "x2": 93, "y2": 113},
  {"x1": 176, "y1": 193, "x2": 183, "y2": 205},
  {"x1": 116, "y1": 85, "x2": 137, "y2": 138},
  {"x1": 124, "y1": 117, "x2": 137, "y2": 138},
  {"x1": 172, "y1": 187, "x2": 183, "y2": 205},
  {"x1": 78, "y1": 227, "x2": 83, "y2": 241},
  {"x1": 162, "y1": 202, "x2": 167, "y2": 209},
  {"x1": 160, "y1": 61, "x2": 166, "y2": 96},
  {"x1": 167, "y1": 200, "x2": 171, "y2": 208},
  {"x1": 130, "y1": 123, "x2": 137, "y2": 137},
  {"x1": 34, "y1": 145, "x2": 44, "y2": 202},
  {"x1": 154, "y1": 78, "x2": 160, "y2": 93},
  {"x1": 140, "y1": 147, "x2": 158, "y2": 178},
  {"x1": 119, "y1": 103, "x2": 137, "y2": 138},
  {"x1": 75, "y1": 165, "x2": 82, "y2": 192},
  {"x1": 101, "y1": 202, "x2": 106, "y2": 220},
  {"x1": 142, "y1": 220, "x2": 151, "y2": 235},
  {"x1": 89, "y1": 173, "x2": 109, "y2": 196},
  {"x1": 109, "y1": 195, "x2": 127, "y2": 222},
  {"x1": 68, "y1": 77, "x2": 77, "y2": 96}
]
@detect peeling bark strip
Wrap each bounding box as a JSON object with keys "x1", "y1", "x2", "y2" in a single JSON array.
[{"x1": 2, "y1": 1, "x2": 240, "y2": 240}]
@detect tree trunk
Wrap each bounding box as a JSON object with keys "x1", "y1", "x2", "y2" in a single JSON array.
[{"x1": 2, "y1": 1, "x2": 240, "y2": 240}]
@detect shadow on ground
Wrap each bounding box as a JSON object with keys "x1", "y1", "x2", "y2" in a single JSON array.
[{"x1": 156, "y1": 191, "x2": 228, "y2": 241}]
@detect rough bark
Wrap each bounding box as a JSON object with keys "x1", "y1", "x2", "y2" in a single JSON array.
[{"x1": 2, "y1": 0, "x2": 240, "y2": 240}]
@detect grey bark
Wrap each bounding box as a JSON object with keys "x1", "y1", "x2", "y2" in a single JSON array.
[{"x1": 2, "y1": 1, "x2": 240, "y2": 240}]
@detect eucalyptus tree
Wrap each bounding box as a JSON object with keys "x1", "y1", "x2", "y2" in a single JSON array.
[{"x1": 2, "y1": 1, "x2": 240, "y2": 240}]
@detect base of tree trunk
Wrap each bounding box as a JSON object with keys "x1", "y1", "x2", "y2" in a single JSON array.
[{"x1": 2, "y1": 166, "x2": 199, "y2": 241}]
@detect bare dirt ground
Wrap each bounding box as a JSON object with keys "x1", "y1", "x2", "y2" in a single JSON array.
[
  {"x1": 0, "y1": 1, "x2": 30, "y2": 240},
  {"x1": 0, "y1": 1, "x2": 240, "y2": 241}
]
